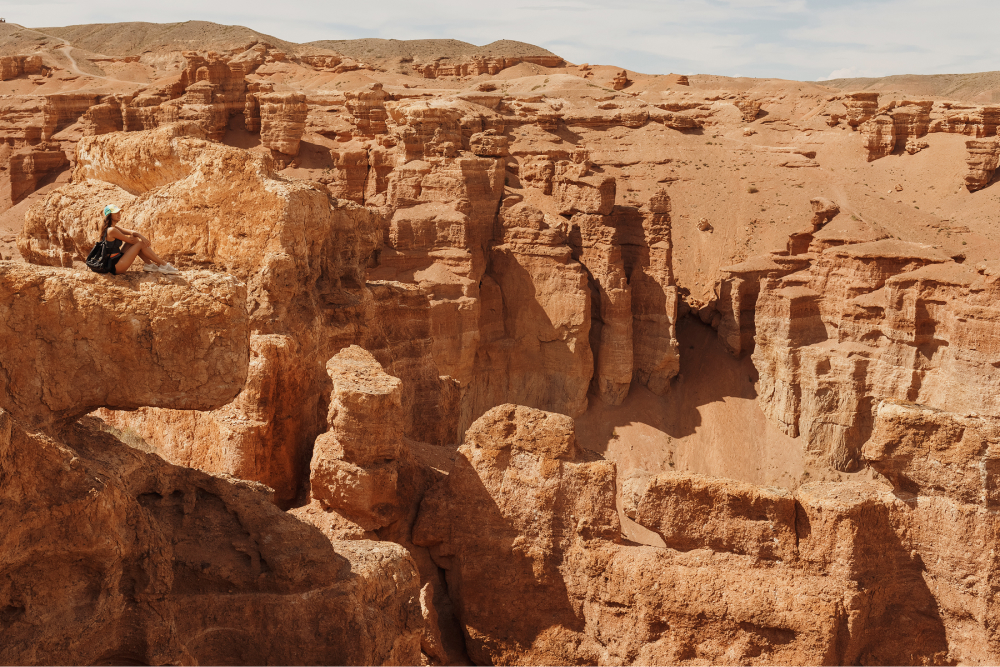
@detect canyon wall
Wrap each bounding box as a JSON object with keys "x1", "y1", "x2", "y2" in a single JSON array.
[
  {"x1": 0, "y1": 261, "x2": 420, "y2": 665},
  {"x1": 8, "y1": 27, "x2": 1000, "y2": 666}
]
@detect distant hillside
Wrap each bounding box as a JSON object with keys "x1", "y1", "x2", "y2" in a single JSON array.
[
  {"x1": 34, "y1": 20, "x2": 297, "y2": 56},
  {"x1": 20, "y1": 21, "x2": 564, "y2": 65},
  {"x1": 0, "y1": 22, "x2": 62, "y2": 56},
  {"x1": 821, "y1": 70, "x2": 1000, "y2": 104},
  {"x1": 302, "y1": 37, "x2": 561, "y2": 62}
]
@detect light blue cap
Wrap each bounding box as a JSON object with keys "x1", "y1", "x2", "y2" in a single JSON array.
[{"x1": 103, "y1": 204, "x2": 121, "y2": 217}]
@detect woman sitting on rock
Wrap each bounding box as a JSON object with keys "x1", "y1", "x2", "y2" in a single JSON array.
[{"x1": 99, "y1": 204, "x2": 178, "y2": 274}]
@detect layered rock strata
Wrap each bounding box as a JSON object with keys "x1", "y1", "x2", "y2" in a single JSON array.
[
  {"x1": 22, "y1": 123, "x2": 380, "y2": 505},
  {"x1": 411, "y1": 54, "x2": 563, "y2": 79},
  {"x1": 259, "y1": 91, "x2": 308, "y2": 156},
  {"x1": 618, "y1": 189, "x2": 680, "y2": 393},
  {"x1": 859, "y1": 400, "x2": 1000, "y2": 660},
  {"x1": 464, "y1": 199, "x2": 593, "y2": 422},
  {"x1": 0, "y1": 409, "x2": 421, "y2": 666},
  {"x1": 0, "y1": 256, "x2": 421, "y2": 665},
  {"x1": 306, "y1": 346, "x2": 408, "y2": 531},
  {"x1": 8, "y1": 142, "x2": 68, "y2": 202},
  {"x1": 414, "y1": 404, "x2": 968, "y2": 664},
  {"x1": 18, "y1": 96, "x2": 682, "y2": 505},
  {"x1": 964, "y1": 134, "x2": 1000, "y2": 191},
  {"x1": 0, "y1": 54, "x2": 45, "y2": 80},
  {"x1": 753, "y1": 242, "x2": 1000, "y2": 470}
]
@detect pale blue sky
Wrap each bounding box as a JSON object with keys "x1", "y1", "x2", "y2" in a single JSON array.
[{"x1": 4, "y1": 0, "x2": 997, "y2": 81}]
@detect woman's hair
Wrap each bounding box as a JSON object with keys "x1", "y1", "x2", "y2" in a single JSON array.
[{"x1": 98, "y1": 212, "x2": 113, "y2": 240}]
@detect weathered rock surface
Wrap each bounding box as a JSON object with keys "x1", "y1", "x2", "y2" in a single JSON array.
[
  {"x1": 716, "y1": 252, "x2": 811, "y2": 356},
  {"x1": 620, "y1": 189, "x2": 680, "y2": 394},
  {"x1": 32, "y1": 122, "x2": 380, "y2": 505},
  {"x1": 414, "y1": 404, "x2": 968, "y2": 664},
  {"x1": 860, "y1": 400, "x2": 1000, "y2": 661},
  {"x1": 17, "y1": 179, "x2": 136, "y2": 267},
  {"x1": 569, "y1": 211, "x2": 633, "y2": 404},
  {"x1": 0, "y1": 54, "x2": 45, "y2": 81},
  {"x1": 465, "y1": 200, "x2": 593, "y2": 422},
  {"x1": 0, "y1": 262, "x2": 249, "y2": 431},
  {"x1": 622, "y1": 472, "x2": 797, "y2": 560},
  {"x1": 469, "y1": 128, "x2": 509, "y2": 157},
  {"x1": 861, "y1": 114, "x2": 896, "y2": 161},
  {"x1": 42, "y1": 93, "x2": 99, "y2": 140},
  {"x1": 259, "y1": 91, "x2": 308, "y2": 156},
  {"x1": 307, "y1": 346, "x2": 407, "y2": 530},
  {"x1": 8, "y1": 141, "x2": 68, "y2": 203},
  {"x1": 865, "y1": 400, "x2": 1000, "y2": 505},
  {"x1": 734, "y1": 96, "x2": 762, "y2": 122},
  {"x1": 346, "y1": 82, "x2": 390, "y2": 137},
  {"x1": 964, "y1": 135, "x2": 1000, "y2": 191},
  {"x1": 0, "y1": 408, "x2": 421, "y2": 666},
  {"x1": 412, "y1": 54, "x2": 563, "y2": 79},
  {"x1": 842, "y1": 91, "x2": 879, "y2": 127},
  {"x1": 11, "y1": 27, "x2": 1000, "y2": 666},
  {"x1": 0, "y1": 250, "x2": 421, "y2": 665},
  {"x1": 753, "y1": 242, "x2": 1000, "y2": 470}
]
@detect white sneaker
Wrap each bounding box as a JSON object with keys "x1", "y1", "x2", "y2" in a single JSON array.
[
  {"x1": 142, "y1": 263, "x2": 159, "y2": 272},
  {"x1": 159, "y1": 263, "x2": 179, "y2": 274}
]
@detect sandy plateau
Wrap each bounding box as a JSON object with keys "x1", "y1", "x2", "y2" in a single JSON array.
[{"x1": 3, "y1": 18, "x2": 1000, "y2": 665}]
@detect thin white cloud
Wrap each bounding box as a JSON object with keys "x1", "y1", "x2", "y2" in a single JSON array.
[{"x1": 3, "y1": 0, "x2": 998, "y2": 80}]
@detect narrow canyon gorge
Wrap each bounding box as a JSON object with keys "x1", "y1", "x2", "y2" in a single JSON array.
[{"x1": 3, "y1": 19, "x2": 1000, "y2": 665}]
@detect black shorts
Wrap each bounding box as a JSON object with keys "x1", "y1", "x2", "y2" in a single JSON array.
[{"x1": 104, "y1": 251, "x2": 123, "y2": 274}]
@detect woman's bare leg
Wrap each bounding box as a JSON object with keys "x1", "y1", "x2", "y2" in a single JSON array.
[
  {"x1": 137, "y1": 245, "x2": 165, "y2": 265},
  {"x1": 114, "y1": 242, "x2": 145, "y2": 274}
]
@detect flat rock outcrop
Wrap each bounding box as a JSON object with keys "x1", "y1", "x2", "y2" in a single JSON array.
[
  {"x1": 0, "y1": 262, "x2": 249, "y2": 431},
  {"x1": 28, "y1": 122, "x2": 381, "y2": 505}
]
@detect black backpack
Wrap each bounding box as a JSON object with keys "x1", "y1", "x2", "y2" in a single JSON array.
[{"x1": 85, "y1": 231, "x2": 113, "y2": 274}]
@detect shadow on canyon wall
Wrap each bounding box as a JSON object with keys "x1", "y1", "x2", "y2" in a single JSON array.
[{"x1": 575, "y1": 316, "x2": 803, "y2": 490}]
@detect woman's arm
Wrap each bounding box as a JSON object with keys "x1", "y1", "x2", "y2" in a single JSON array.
[{"x1": 107, "y1": 227, "x2": 146, "y2": 244}]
